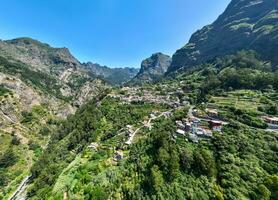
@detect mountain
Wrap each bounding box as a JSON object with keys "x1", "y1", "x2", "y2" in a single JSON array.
[
  {"x1": 0, "y1": 37, "x2": 108, "y2": 198},
  {"x1": 2, "y1": 1, "x2": 278, "y2": 199},
  {"x1": 0, "y1": 37, "x2": 107, "y2": 106},
  {"x1": 82, "y1": 62, "x2": 138, "y2": 85},
  {"x1": 169, "y1": 0, "x2": 278, "y2": 73},
  {"x1": 129, "y1": 53, "x2": 172, "y2": 85},
  {"x1": 0, "y1": 37, "x2": 80, "y2": 74}
]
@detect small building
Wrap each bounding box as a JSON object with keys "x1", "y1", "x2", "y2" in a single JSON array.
[
  {"x1": 188, "y1": 133, "x2": 199, "y2": 143},
  {"x1": 189, "y1": 117, "x2": 201, "y2": 127},
  {"x1": 202, "y1": 129, "x2": 213, "y2": 138},
  {"x1": 209, "y1": 120, "x2": 228, "y2": 132},
  {"x1": 263, "y1": 116, "x2": 278, "y2": 125},
  {"x1": 206, "y1": 108, "x2": 219, "y2": 118},
  {"x1": 88, "y1": 142, "x2": 99, "y2": 151},
  {"x1": 262, "y1": 116, "x2": 278, "y2": 129},
  {"x1": 176, "y1": 121, "x2": 185, "y2": 129},
  {"x1": 176, "y1": 129, "x2": 186, "y2": 136},
  {"x1": 114, "y1": 150, "x2": 124, "y2": 161},
  {"x1": 185, "y1": 122, "x2": 192, "y2": 132},
  {"x1": 212, "y1": 125, "x2": 222, "y2": 132},
  {"x1": 192, "y1": 127, "x2": 213, "y2": 138},
  {"x1": 209, "y1": 120, "x2": 223, "y2": 132}
]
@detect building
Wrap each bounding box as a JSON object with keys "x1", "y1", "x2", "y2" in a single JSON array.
[
  {"x1": 206, "y1": 108, "x2": 219, "y2": 118},
  {"x1": 189, "y1": 117, "x2": 201, "y2": 127},
  {"x1": 176, "y1": 121, "x2": 185, "y2": 129},
  {"x1": 188, "y1": 133, "x2": 199, "y2": 143},
  {"x1": 176, "y1": 129, "x2": 186, "y2": 136},
  {"x1": 88, "y1": 142, "x2": 99, "y2": 151},
  {"x1": 114, "y1": 150, "x2": 124, "y2": 161},
  {"x1": 185, "y1": 122, "x2": 192, "y2": 132},
  {"x1": 262, "y1": 116, "x2": 278, "y2": 129},
  {"x1": 209, "y1": 120, "x2": 223, "y2": 132},
  {"x1": 192, "y1": 127, "x2": 213, "y2": 138}
]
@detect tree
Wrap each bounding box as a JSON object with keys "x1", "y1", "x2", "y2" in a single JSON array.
[
  {"x1": 0, "y1": 148, "x2": 18, "y2": 168},
  {"x1": 193, "y1": 149, "x2": 216, "y2": 177},
  {"x1": 11, "y1": 135, "x2": 20, "y2": 145},
  {"x1": 150, "y1": 165, "x2": 164, "y2": 193}
]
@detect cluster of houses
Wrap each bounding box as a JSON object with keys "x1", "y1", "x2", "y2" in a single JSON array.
[
  {"x1": 175, "y1": 114, "x2": 228, "y2": 143},
  {"x1": 110, "y1": 87, "x2": 189, "y2": 108}
]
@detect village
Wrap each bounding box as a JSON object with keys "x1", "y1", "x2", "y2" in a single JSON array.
[
  {"x1": 109, "y1": 86, "x2": 189, "y2": 108},
  {"x1": 88, "y1": 87, "x2": 278, "y2": 163},
  {"x1": 175, "y1": 107, "x2": 228, "y2": 143}
]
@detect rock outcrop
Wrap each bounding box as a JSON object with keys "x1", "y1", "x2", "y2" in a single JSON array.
[{"x1": 130, "y1": 53, "x2": 172, "y2": 85}]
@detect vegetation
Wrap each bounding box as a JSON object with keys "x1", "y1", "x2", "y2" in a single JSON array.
[
  {"x1": 26, "y1": 90, "x2": 277, "y2": 199},
  {"x1": 1, "y1": 44, "x2": 277, "y2": 199},
  {"x1": 197, "y1": 51, "x2": 278, "y2": 102},
  {"x1": 0, "y1": 85, "x2": 11, "y2": 96}
]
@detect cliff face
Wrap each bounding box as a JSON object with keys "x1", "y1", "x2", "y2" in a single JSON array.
[
  {"x1": 130, "y1": 53, "x2": 172, "y2": 85},
  {"x1": 169, "y1": 0, "x2": 278, "y2": 72}
]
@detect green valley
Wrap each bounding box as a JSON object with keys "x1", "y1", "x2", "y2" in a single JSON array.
[{"x1": 0, "y1": 0, "x2": 278, "y2": 199}]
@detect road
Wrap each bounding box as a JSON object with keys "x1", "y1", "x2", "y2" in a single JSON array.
[
  {"x1": 9, "y1": 175, "x2": 31, "y2": 200},
  {"x1": 125, "y1": 110, "x2": 171, "y2": 145}
]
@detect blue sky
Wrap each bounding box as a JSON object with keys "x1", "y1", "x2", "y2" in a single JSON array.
[{"x1": 0, "y1": 0, "x2": 230, "y2": 68}]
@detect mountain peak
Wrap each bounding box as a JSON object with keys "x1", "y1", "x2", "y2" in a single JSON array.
[
  {"x1": 6, "y1": 37, "x2": 51, "y2": 48},
  {"x1": 129, "y1": 53, "x2": 172, "y2": 85}
]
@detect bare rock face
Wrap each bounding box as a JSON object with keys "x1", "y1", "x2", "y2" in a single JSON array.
[
  {"x1": 130, "y1": 53, "x2": 172, "y2": 85},
  {"x1": 169, "y1": 0, "x2": 278, "y2": 73}
]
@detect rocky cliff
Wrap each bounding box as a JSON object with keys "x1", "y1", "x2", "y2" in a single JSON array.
[
  {"x1": 169, "y1": 0, "x2": 278, "y2": 73},
  {"x1": 130, "y1": 53, "x2": 172, "y2": 85}
]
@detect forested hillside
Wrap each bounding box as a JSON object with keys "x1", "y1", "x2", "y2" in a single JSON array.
[
  {"x1": 1, "y1": 0, "x2": 278, "y2": 199},
  {"x1": 24, "y1": 49, "x2": 278, "y2": 199}
]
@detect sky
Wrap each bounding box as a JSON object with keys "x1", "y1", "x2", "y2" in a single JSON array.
[{"x1": 0, "y1": 0, "x2": 230, "y2": 68}]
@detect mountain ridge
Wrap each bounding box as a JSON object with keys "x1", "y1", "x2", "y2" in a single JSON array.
[
  {"x1": 169, "y1": 0, "x2": 278, "y2": 73},
  {"x1": 82, "y1": 62, "x2": 138, "y2": 85}
]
